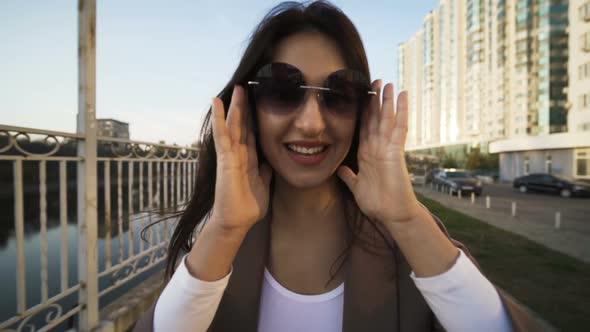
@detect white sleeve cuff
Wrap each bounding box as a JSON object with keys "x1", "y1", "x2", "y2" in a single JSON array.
[
  {"x1": 410, "y1": 248, "x2": 468, "y2": 288},
  {"x1": 153, "y1": 254, "x2": 232, "y2": 332},
  {"x1": 175, "y1": 254, "x2": 233, "y2": 293},
  {"x1": 409, "y1": 248, "x2": 513, "y2": 332}
]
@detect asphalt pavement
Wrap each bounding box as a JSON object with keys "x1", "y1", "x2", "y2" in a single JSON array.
[{"x1": 414, "y1": 182, "x2": 590, "y2": 263}]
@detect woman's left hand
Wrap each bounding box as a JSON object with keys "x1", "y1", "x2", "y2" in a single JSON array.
[{"x1": 337, "y1": 81, "x2": 422, "y2": 225}]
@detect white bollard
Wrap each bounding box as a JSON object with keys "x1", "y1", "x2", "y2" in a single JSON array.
[
  {"x1": 555, "y1": 212, "x2": 561, "y2": 229},
  {"x1": 486, "y1": 195, "x2": 490, "y2": 209},
  {"x1": 511, "y1": 201, "x2": 516, "y2": 217},
  {"x1": 471, "y1": 192, "x2": 475, "y2": 204},
  {"x1": 458, "y1": 190, "x2": 462, "y2": 199},
  {"x1": 449, "y1": 187, "x2": 453, "y2": 196}
]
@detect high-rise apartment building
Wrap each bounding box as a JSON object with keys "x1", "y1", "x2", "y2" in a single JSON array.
[
  {"x1": 398, "y1": 1, "x2": 466, "y2": 149},
  {"x1": 567, "y1": 0, "x2": 590, "y2": 178},
  {"x1": 399, "y1": 0, "x2": 590, "y2": 180},
  {"x1": 439, "y1": 0, "x2": 466, "y2": 144},
  {"x1": 422, "y1": 10, "x2": 441, "y2": 145},
  {"x1": 465, "y1": 0, "x2": 486, "y2": 138},
  {"x1": 398, "y1": 31, "x2": 424, "y2": 147},
  {"x1": 487, "y1": 0, "x2": 507, "y2": 140},
  {"x1": 569, "y1": 0, "x2": 590, "y2": 132}
]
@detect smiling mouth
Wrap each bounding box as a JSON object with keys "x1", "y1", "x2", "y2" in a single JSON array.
[{"x1": 284, "y1": 144, "x2": 329, "y2": 155}]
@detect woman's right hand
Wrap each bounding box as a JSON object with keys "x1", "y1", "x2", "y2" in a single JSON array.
[{"x1": 209, "y1": 85, "x2": 273, "y2": 234}]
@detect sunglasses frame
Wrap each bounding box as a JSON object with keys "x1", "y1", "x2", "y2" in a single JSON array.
[{"x1": 246, "y1": 62, "x2": 376, "y2": 114}]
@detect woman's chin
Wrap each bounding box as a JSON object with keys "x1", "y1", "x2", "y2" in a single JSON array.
[{"x1": 276, "y1": 171, "x2": 337, "y2": 190}]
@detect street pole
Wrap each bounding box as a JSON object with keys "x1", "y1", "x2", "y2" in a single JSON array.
[{"x1": 77, "y1": 0, "x2": 99, "y2": 330}]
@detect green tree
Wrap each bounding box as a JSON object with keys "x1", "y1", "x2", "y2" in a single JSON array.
[
  {"x1": 442, "y1": 153, "x2": 459, "y2": 168},
  {"x1": 466, "y1": 148, "x2": 483, "y2": 170}
]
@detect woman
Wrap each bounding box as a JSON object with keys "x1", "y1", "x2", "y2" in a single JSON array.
[{"x1": 135, "y1": 1, "x2": 543, "y2": 331}]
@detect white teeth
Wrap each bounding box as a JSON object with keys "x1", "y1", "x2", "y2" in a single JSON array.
[{"x1": 287, "y1": 144, "x2": 327, "y2": 155}]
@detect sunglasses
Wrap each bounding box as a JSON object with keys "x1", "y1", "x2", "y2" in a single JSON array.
[{"x1": 247, "y1": 62, "x2": 376, "y2": 116}]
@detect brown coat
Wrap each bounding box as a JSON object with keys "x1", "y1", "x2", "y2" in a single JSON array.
[{"x1": 133, "y1": 210, "x2": 546, "y2": 331}]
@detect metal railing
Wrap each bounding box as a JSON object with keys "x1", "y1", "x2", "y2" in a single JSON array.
[
  {"x1": 0, "y1": 124, "x2": 198, "y2": 331},
  {"x1": 1, "y1": 1, "x2": 200, "y2": 330}
]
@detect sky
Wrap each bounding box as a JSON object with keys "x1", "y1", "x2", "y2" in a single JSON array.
[{"x1": 0, "y1": 0, "x2": 439, "y2": 146}]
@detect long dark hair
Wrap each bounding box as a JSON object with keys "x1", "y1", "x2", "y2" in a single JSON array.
[{"x1": 161, "y1": 0, "x2": 396, "y2": 282}]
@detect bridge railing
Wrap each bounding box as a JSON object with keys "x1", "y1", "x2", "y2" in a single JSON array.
[{"x1": 0, "y1": 124, "x2": 198, "y2": 331}]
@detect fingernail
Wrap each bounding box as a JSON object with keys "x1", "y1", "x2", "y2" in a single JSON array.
[{"x1": 383, "y1": 84, "x2": 393, "y2": 98}]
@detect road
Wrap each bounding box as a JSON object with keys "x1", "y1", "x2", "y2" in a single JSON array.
[
  {"x1": 414, "y1": 182, "x2": 590, "y2": 263},
  {"x1": 481, "y1": 183, "x2": 589, "y2": 233}
]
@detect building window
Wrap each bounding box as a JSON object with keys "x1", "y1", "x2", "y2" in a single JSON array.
[
  {"x1": 524, "y1": 156, "x2": 530, "y2": 174},
  {"x1": 575, "y1": 149, "x2": 590, "y2": 178},
  {"x1": 581, "y1": 32, "x2": 590, "y2": 52},
  {"x1": 580, "y1": 2, "x2": 590, "y2": 22},
  {"x1": 546, "y1": 154, "x2": 552, "y2": 174},
  {"x1": 580, "y1": 93, "x2": 590, "y2": 109},
  {"x1": 579, "y1": 62, "x2": 590, "y2": 79}
]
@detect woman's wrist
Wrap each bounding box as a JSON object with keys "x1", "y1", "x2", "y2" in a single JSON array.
[
  {"x1": 186, "y1": 220, "x2": 250, "y2": 281},
  {"x1": 207, "y1": 218, "x2": 252, "y2": 240},
  {"x1": 383, "y1": 207, "x2": 459, "y2": 278}
]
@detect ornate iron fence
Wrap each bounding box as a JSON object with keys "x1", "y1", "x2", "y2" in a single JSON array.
[
  {"x1": 0, "y1": 1, "x2": 201, "y2": 330},
  {"x1": 0, "y1": 124, "x2": 198, "y2": 331}
]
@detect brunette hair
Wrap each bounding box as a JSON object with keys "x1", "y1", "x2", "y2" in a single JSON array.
[{"x1": 154, "y1": 0, "x2": 396, "y2": 283}]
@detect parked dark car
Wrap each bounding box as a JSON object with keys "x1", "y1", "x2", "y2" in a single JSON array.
[
  {"x1": 513, "y1": 173, "x2": 590, "y2": 198},
  {"x1": 434, "y1": 169, "x2": 483, "y2": 195},
  {"x1": 425, "y1": 168, "x2": 443, "y2": 185}
]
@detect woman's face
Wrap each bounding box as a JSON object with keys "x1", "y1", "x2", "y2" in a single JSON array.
[{"x1": 256, "y1": 32, "x2": 357, "y2": 189}]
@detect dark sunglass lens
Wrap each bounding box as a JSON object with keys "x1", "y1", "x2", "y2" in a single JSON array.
[
  {"x1": 325, "y1": 69, "x2": 371, "y2": 114},
  {"x1": 252, "y1": 63, "x2": 305, "y2": 113}
]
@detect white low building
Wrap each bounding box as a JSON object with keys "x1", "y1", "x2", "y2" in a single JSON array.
[{"x1": 489, "y1": 132, "x2": 590, "y2": 182}]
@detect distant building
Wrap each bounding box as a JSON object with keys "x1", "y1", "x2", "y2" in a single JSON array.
[
  {"x1": 568, "y1": 0, "x2": 590, "y2": 133},
  {"x1": 97, "y1": 118, "x2": 129, "y2": 139},
  {"x1": 399, "y1": 0, "x2": 590, "y2": 181},
  {"x1": 491, "y1": 0, "x2": 590, "y2": 182}
]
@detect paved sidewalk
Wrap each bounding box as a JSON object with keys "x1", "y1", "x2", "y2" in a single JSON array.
[{"x1": 415, "y1": 184, "x2": 590, "y2": 264}]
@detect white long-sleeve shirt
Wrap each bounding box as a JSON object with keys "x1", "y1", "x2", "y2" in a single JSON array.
[{"x1": 154, "y1": 248, "x2": 512, "y2": 332}]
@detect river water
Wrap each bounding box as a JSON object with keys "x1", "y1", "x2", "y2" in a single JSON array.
[{"x1": 0, "y1": 211, "x2": 176, "y2": 330}]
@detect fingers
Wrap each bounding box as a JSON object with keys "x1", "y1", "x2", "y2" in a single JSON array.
[
  {"x1": 239, "y1": 87, "x2": 249, "y2": 144},
  {"x1": 211, "y1": 97, "x2": 231, "y2": 153},
  {"x1": 226, "y1": 85, "x2": 246, "y2": 145},
  {"x1": 367, "y1": 80, "x2": 382, "y2": 137},
  {"x1": 379, "y1": 83, "x2": 395, "y2": 137},
  {"x1": 359, "y1": 97, "x2": 370, "y2": 142},
  {"x1": 392, "y1": 91, "x2": 409, "y2": 146},
  {"x1": 246, "y1": 102, "x2": 259, "y2": 170},
  {"x1": 337, "y1": 166, "x2": 358, "y2": 192}
]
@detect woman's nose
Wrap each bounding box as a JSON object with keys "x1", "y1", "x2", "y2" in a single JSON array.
[{"x1": 293, "y1": 91, "x2": 326, "y2": 136}]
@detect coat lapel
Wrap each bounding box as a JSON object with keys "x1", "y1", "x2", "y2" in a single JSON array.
[
  {"x1": 208, "y1": 215, "x2": 270, "y2": 331},
  {"x1": 210, "y1": 213, "x2": 431, "y2": 332},
  {"x1": 209, "y1": 213, "x2": 405, "y2": 332},
  {"x1": 342, "y1": 220, "x2": 400, "y2": 332}
]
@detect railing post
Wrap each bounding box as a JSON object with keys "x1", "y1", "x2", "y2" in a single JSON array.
[{"x1": 77, "y1": 0, "x2": 99, "y2": 330}]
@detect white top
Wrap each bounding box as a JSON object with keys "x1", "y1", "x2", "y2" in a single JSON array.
[
  {"x1": 154, "y1": 249, "x2": 513, "y2": 332},
  {"x1": 258, "y1": 268, "x2": 344, "y2": 332}
]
